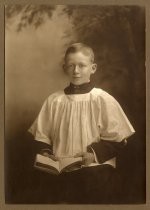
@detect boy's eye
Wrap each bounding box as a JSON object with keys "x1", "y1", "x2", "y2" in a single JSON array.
[
  {"x1": 79, "y1": 64, "x2": 86, "y2": 68},
  {"x1": 66, "y1": 63, "x2": 87, "y2": 70},
  {"x1": 67, "y1": 64, "x2": 74, "y2": 69}
]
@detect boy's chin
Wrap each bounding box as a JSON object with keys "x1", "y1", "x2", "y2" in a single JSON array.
[{"x1": 71, "y1": 80, "x2": 90, "y2": 85}]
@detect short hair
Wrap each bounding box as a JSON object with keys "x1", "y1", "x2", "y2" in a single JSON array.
[{"x1": 64, "y1": 43, "x2": 95, "y2": 63}]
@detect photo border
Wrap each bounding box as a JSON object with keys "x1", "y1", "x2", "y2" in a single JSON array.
[{"x1": 0, "y1": 0, "x2": 149, "y2": 209}]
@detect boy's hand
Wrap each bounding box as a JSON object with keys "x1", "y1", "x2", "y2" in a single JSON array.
[
  {"x1": 40, "y1": 151, "x2": 58, "y2": 161},
  {"x1": 74, "y1": 152, "x2": 95, "y2": 166}
]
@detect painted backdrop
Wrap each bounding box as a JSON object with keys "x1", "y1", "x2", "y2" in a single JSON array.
[{"x1": 5, "y1": 5, "x2": 145, "y2": 203}]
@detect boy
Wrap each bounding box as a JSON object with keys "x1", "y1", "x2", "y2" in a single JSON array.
[{"x1": 28, "y1": 43, "x2": 135, "y2": 203}]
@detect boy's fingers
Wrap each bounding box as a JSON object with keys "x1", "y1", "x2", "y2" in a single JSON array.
[
  {"x1": 49, "y1": 155, "x2": 58, "y2": 161},
  {"x1": 74, "y1": 152, "x2": 84, "y2": 157},
  {"x1": 42, "y1": 152, "x2": 50, "y2": 157}
]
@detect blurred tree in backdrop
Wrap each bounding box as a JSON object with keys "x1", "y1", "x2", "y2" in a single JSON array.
[{"x1": 5, "y1": 5, "x2": 56, "y2": 31}]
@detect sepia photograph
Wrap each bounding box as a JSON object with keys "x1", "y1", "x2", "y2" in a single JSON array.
[{"x1": 4, "y1": 3, "x2": 146, "y2": 205}]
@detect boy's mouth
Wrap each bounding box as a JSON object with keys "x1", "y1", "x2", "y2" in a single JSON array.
[{"x1": 73, "y1": 75, "x2": 80, "y2": 78}]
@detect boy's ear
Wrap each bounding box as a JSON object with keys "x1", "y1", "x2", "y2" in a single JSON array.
[
  {"x1": 63, "y1": 64, "x2": 67, "y2": 73},
  {"x1": 91, "y1": 63, "x2": 97, "y2": 74}
]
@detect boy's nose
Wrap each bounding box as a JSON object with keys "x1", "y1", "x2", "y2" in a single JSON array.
[{"x1": 73, "y1": 65, "x2": 80, "y2": 73}]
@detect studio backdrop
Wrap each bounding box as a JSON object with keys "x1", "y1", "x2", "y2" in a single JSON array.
[{"x1": 5, "y1": 5, "x2": 145, "y2": 203}]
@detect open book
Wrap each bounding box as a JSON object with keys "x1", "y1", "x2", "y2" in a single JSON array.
[{"x1": 34, "y1": 154, "x2": 83, "y2": 175}]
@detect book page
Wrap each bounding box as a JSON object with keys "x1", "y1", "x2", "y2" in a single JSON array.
[
  {"x1": 59, "y1": 157, "x2": 82, "y2": 171},
  {"x1": 36, "y1": 154, "x2": 60, "y2": 172}
]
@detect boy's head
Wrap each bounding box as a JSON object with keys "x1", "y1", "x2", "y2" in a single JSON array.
[
  {"x1": 64, "y1": 43, "x2": 95, "y2": 63},
  {"x1": 63, "y1": 43, "x2": 97, "y2": 85}
]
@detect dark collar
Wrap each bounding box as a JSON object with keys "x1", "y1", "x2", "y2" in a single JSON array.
[{"x1": 64, "y1": 82, "x2": 94, "y2": 95}]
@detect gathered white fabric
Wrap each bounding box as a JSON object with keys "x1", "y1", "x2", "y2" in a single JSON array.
[{"x1": 28, "y1": 88, "x2": 135, "y2": 167}]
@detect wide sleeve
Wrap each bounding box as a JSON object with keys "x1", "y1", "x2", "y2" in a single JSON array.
[
  {"x1": 88, "y1": 139, "x2": 127, "y2": 164},
  {"x1": 28, "y1": 98, "x2": 52, "y2": 145},
  {"x1": 98, "y1": 93, "x2": 135, "y2": 142}
]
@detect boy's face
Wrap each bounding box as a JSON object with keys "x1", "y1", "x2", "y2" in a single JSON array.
[{"x1": 63, "y1": 52, "x2": 97, "y2": 85}]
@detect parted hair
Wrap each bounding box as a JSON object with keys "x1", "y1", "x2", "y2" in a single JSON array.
[{"x1": 64, "y1": 43, "x2": 95, "y2": 63}]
